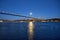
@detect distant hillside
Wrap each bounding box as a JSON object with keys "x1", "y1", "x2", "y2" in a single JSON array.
[{"x1": 46, "y1": 18, "x2": 60, "y2": 20}]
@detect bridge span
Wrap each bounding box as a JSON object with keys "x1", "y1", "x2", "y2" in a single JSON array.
[
  {"x1": 0, "y1": 12, "x2": 60, "y2": 22},
  {"x1": 0, "y1": 12, "x2": 40, "y2": 19}
]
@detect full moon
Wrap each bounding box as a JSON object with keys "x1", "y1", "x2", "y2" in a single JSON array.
[{"x1": 30, "y1": 12, "x2": 32, "y2": 16}]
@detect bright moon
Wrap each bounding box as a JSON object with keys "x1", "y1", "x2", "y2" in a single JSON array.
[{"x1": 30, "y1": 12, "x2": 32, "y2": 15}]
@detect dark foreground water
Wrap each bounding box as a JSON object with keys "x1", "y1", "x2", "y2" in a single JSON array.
[{"x1": 0, "y1": 22, "x2": 60, "y2": 40}]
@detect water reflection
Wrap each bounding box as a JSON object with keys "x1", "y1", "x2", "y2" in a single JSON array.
[{"x1": 28, "y1": 22, "x2": 34, "y2": 40}]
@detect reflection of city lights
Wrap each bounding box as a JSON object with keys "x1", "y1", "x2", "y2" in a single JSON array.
[{"x1": 28, "y1": 22, "x2": 34, "y2": 40}]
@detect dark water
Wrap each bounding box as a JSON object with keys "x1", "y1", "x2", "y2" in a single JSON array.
[{"x1": 0, "y1": 22, "x2": 60, "y2": 40}]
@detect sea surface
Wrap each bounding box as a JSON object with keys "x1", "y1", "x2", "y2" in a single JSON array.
[{"x1": 0, "y1": 22, "x2": 60, "y2": 40}]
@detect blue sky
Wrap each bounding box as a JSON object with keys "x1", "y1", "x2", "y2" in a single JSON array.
[{"x1": 0, "y1": 0, "x2": 60, "y2": 20}]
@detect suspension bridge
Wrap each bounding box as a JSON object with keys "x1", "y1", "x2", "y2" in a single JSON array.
[
  {"x1": 0, "y1": 11, "x2": 42, "y2": 22},
  {"x1": 0, "y1": 11, "x2": 60, "y2": 22}
]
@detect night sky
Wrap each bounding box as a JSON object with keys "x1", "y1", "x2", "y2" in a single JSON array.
[{"x1": 0, "y1": 0, "x2": 60, "y2": 20}]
